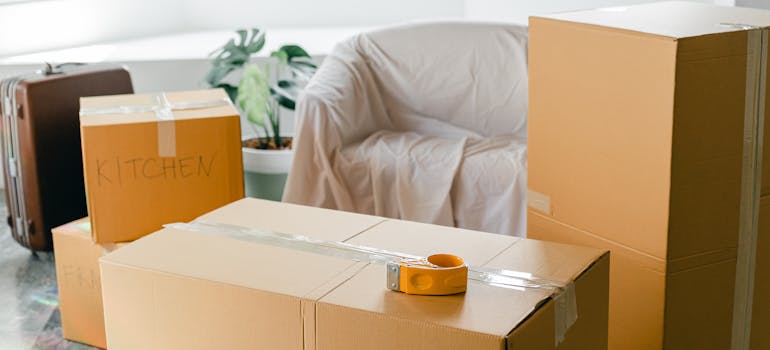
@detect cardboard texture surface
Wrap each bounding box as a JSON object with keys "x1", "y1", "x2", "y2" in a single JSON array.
[
  {"x1": 79, "y1": 89, "x2": 244, "y2": 243},
  {"x1": 528, "y1": 212, "x2": 665, "y2": 350},
  {"x1": 100, "y1": 198, "x2": 609, "y2": 349},
  {"x1": 528, "y1": 2, "x2": 770, "y2": 349},
  {"x1": 196, "y1": 197, "x2": 384, "y2": 242},
  {"x1": 752, "y1": 196, "x2": 770, "y2": 350},
  {"x1": 52, "y1": 217, "x2": 125, "y2": 349}
]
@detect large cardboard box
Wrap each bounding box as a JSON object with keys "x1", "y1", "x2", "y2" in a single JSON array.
[
  {"x1": 52, "y1": 217, "x2": 126, "y2": 349},
  {"x1": 528, "y1": 2, "x2": 770, "y2": 349},
  {"x1": 100, "y1": 198, "x2": 609, "y2": 349},
  {"x1": 79, "y1": 89, "x2": 244, "y2": 243}
]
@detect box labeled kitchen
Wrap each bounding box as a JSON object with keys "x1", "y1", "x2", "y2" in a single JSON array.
[{"x1": 80, "y1": 89, "x2": 244, "y2": 243}]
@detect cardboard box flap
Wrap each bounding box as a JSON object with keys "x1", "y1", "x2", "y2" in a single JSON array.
[
  {"x1": 100, "y1": 199, "x2": 384, "y2": 298},
  {"x1": 80, "y1": 89, "x2": 238, "y2": 126},
  {"x1": 536, "y1": 1, "x2": 770, "y2": 39},
  {"x1": 196, "y1": 198, "x2": 385, "y2": 242},
  {"x1": 101, "y1": 228, "x2": 363, "y2": 299}
]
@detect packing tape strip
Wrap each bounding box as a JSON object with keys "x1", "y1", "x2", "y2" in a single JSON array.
[
  {"x1": 80, "y1": 93, "x2": 232, "y2": 157},
  {"x1": 155, "y1": 93, "x2": 176, "y2": 157},
  {"x1": 166, "y1": 220, "x2": 578, "y2": 346},
  {"x1": 731, "y1": 26, "x2": 767, "y2": 350}
]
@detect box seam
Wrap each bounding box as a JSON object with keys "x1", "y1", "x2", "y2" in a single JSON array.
[
  {"x1": 530, "y1": 210, "x2": 666, "y2": 263},
  {"x1": 303, "y1": 262, "x2": 371, "y2": 301},
  {"x1": 340, "y1": 218, "x2": 388, "y2": 243},
  {"x1": 480, "y1": 239, "x2": 523, "y2": 267}
]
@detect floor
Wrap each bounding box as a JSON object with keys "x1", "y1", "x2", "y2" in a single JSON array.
[{"x1": 0, "y1": 195, "x2": 95, "y2": 350}]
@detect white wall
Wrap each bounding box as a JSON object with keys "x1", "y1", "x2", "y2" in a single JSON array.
[
  {"x1": 182, "y1": 0, "x2": 465, "y2": 29},
  {"x1": 464, "y1": 0, "x2": 725, "y2": 24},
  {"x1": 736, "y1": 0, "x2": 770, "y2": 9},
  {"x1": 0, "y1": 0, "x2": 186, "y2": 57},
  {"x1": 0, "y1": 0, "x2": 465, "y2": 57}
]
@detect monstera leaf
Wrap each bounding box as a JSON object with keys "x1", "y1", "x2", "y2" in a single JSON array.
[
  {"x1": 270, "y1": 45, "x2": 310, "y2": 64},
  {"x1": 271, "y1": 45, "x2": 316, "y2": 80},
  {"x1": 237, "y1": 64, "x2": 272, "y2": 128},
  {"x1": 268, "y1": 45, "x2": 318, "y2": 110},
  {"x1": 206, "y1": 28, "x2": 266, "y2": 88},
  {"x1": 205, "y1": 29, "x2": 319, "y2": 143},
  {"x1": 271, "y1": 80, "x2": 299, "y2": 110}
]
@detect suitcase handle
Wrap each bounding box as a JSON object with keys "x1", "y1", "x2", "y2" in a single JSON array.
[{"x1": 39, "y1": 62, "x2": 86, "y2": 76}]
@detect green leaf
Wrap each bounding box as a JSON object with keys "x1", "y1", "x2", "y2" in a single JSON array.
[
  {"x1": 206, "y1": 28, "x2": 265, "y2": 87},
  {"x1": 237, "y1": 64, "x2": 272, "y2": 128},
  {"x1": 247, "y1": 29, "x2": 266, "y2": 53},
  {"x1": 270, "y1": 50, "x2": 289, "y2": 65},
  {"x1": 290, "y1": 60, "x2": 317, "y2": 69},
  {"x1": 279, "y1": 45, "x2": 311, "y2": 61},
  {"x1": 205, "y1": 65, "x2": 235, "y2": 86},
  {"x1": 275, "y1": 95, "x2": 295, "y2": 110},
  {"x1": 236, "y1": 29, "x2": 247, "y2": 47},
  {"x1": 271, "y1": 80, "x2": 299, "y2": 110},
  {"x1": 276, "y1": 80, "x2": 295, "y2": 88},
  {"x1": 287, "y1": 63, "x2": 316, "y2": 83}
]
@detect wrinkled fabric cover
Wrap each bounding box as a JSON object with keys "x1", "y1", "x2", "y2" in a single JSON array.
[{"x1": 283, "y1": 22, "x2": 528, "y2": 236}]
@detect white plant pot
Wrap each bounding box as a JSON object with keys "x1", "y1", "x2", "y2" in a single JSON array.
[
  {"x1": 242, "y1": 147, "x2": 294, "y2": 174},
  {"x1": 241, "y1": 147, "x2": 294, "y2": 201}
]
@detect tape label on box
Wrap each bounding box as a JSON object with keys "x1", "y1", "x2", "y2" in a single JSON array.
[{"x1": 527, "y1": 189, "x2": 552, "y2": 215}]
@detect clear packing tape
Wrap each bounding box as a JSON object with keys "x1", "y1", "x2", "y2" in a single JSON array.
[
  {"x1": 79, "y1": 92, "x2": 232, "y2": 157},
  {"x1": 167, "y1": 220, "x2": 579, "y2": 347}
]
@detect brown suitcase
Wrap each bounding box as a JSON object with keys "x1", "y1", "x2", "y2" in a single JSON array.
[{"x1": 0, "y1": 63, "x2": 133, "y2": 251}]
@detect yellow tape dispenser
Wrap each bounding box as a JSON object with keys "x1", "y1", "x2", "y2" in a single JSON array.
[{"x1": 386, "y1": 254, "x2": 468, "y2": 295}]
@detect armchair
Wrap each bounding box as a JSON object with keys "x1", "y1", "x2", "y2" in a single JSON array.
[{"x1": 283, "y1": 22, "x2": 528, "y2": 236}]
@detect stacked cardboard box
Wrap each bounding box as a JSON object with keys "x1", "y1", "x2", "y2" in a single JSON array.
[
  {"x1": 52, "y1": 218, "x2": 125, "y2": 349},
  {"x1": 99, "y1": 198, "x2": 610, "y2": 349},
  {"x1": 52, "y1": 88, "x2": 245, "y2": 348},
  {"x1": 528, "y1": 2, "x2": 770, "y2": 349}
]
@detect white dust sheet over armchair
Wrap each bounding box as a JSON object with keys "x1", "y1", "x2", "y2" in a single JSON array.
[{"x1": 283, "y1": 22, "x2": 528, "y2": 236}]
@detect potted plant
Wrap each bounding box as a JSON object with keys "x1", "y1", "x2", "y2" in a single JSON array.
[{"x1": 206, "y1": 28, "x2": 317, "y2": 200}]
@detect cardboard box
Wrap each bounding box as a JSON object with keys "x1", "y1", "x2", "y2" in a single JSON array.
[
  {"x1": 100, "y1": 198, "x2": 609, "y2": 349},
  {"x1": 52, "y1": 217, "x2": 126, "y2": 349},
  {"x1": 528, "y1": 2, "x2": 770, "y2": 349},
  {"x1": 79, "y1": 89, "x2": 244, "y2": 243}
]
